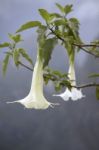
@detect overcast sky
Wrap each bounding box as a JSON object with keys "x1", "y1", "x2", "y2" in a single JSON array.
[
  {"x1": 0, "y1": 1, "x2": 99, "y2": 150},
  {"x1": 0, "y1": 0, "x2": 99, "y2": 89},
  {"x1": 0, "y1": 0, "x2": 99, "y2": 94},
  {"x1": 0, "y1": 0, "x2": 99, "y2": 41}
]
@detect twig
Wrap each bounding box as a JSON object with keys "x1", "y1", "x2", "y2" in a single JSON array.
[
  {"x1": 73, "y1": 43, "x2": 99, "y2": 47},
  {"x1": 73, "y1": 43, "x2": 99, "y2": 57},
  {"x1": 18, "y1": 61, "x2": 61, "y2": 81},
  {"x1": 73, "y1": 83, "x2": 99, "y2": 89},
  {"x1": 18, "y1": 61, "x2": 99, "y2": 89},
  {"x1": 18, "y1": 61, "x2": 33, "y2": 71},
  {"x1": 48, "y1": 26, "x2": 99, "y2": 58},
  {"x1": 77, "y1": 46, "x2": 99, "y2": 57},
  {"x1": 48, "y1": 26, "x2": 65, "y2": 42}
]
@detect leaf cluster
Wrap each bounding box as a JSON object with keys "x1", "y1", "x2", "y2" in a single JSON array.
[
  {"x1": 44, "y1": 68, "x2": 71, "y2": 91},
  {"x1": 0, "y1": 34, "x2": 33, "y2": 75},
  {"x1": 1, "y1": 3, "x2": 99, "y2": 100},
  {"x1": 10, "y1": 3, "x2": 81, "y2": 67}
]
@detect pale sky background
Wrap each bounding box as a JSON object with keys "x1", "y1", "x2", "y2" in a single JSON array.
[{"x1": 0, "y1": 1, "x2": 99, "y2": 150}]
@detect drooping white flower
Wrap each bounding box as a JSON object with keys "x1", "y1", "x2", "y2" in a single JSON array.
[
  {"x1": 7, "y1": 50, "x2": 55, "y2": 109},
  {"x1": 53, "y1": 63, "x2": 85, "y2": 101}
]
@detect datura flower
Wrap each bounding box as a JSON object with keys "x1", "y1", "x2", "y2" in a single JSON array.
[
  {"x1": 7, "y1": 51, "x2": 54, "y2": 109},
  {"x1": 53, "y1": 63, "x2": 85, "y2": 101}
]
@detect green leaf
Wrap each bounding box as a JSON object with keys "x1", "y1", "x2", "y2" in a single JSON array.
[
  {"x1": 55, "y1": 81, "x2": 61, "y2": 92},
  {"x1": 89, "y1": 73, "x2": 99, "y2": 78},
  {"x1": 38, "y1": 9, "x2": 50, "y2": 22},
  {"x1": 56, "y1": 3, "x2": 64, "y2": 13},
  {"x1": 8, "y1": 34, "x2": 22, "y2": 43},
  {"x1": 37, "y1": 25, "x2": 47, "y2": 47},
  {"x1": 0, "y1": 42, "x2": 10, "y2": 48},
  {"x1": 13, "y1": 49, "x2": 20, "y2": 66},
  {"x1": 52, "y1": 70, "x2": 67, "y2": 78},
  {"x1": 65, "y1": 19, "x2": 81, "y2": 44},
  {"x1": 52, "y1": 70, "x2": 63, "y2": 78},
  {"x1": 56, "y1": 3, "x2": 73, "y2": 15},
  {"x1": 54, "y1": 19, "x2": 66, "y2": 26},
  {"x1": 43, "y1": 38, "x2": 57, "y2": 68},
  {"x1": 91, "y1": 40, "x2": 99, "y2": 45},
  {"x1": 64, "y1": 4, "x2": 73, "y2": 15},
  {"x1": 19, "y1": 48, "x2": 33, "y2": 66},
  {"x1": 44, "y1": 74, "x2": 50, "y2": 85},
  {"x1": 69, "y1": 18, "x2": 79, "y2": 25},
  {"x1": 2, "y1": 54, "x2": 10, "y2": 75},
  {"x1": 5, "y1": 51, "x2": 13, "y2": 56},
  {"x1": 50, "y1": 13, "x2": 62, "y2": 18},
  {"x1": 96, "y1": 86, "x2": 99, "y2": 100},
  {"x1": 69, "y1": 18, "x2": 80, "y2": 34},
  {"x1": 16, "y1": 21, "x2": 41, "y2": 33},
  {"x1": 62, "y1": 80, "x2": 71, "y2": 90}
]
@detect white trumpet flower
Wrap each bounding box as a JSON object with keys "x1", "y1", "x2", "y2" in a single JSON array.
[
  {"x1": 7, "y1": 52, "x2": 54, "y2": 109},
  {"x1": 53, "y1": 63, "x2": 85, "y2": 101}
]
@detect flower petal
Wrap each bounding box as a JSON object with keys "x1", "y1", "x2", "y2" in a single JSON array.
[
  {"x1": 53, "y1": 88, "x2": 71, "y2": 101},
  {"x1": 53, "y1": 62, "x2": 85, "y2": 101},
  {"x1": 7, "y1": 49, "x2": 55, "y2": 109},
  {"x1": 70, "y1": 88, "x2": 85, "y2": 101}
]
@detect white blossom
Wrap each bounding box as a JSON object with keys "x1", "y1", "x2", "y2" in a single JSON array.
[
  {"x1": 7, "y1": 54, "x2": 55, "y2": 109},
  {"x1": 53, "y1": 63, "x2": 85, "y2": 101}
]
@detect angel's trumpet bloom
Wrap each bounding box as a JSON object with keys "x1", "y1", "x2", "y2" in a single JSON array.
[
  {"x1": 7, "y1": 50, "x2": 54, "y2": 109},
  {"x1": 53, "y1": 63, "x2": 85, "y2": 101}
]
